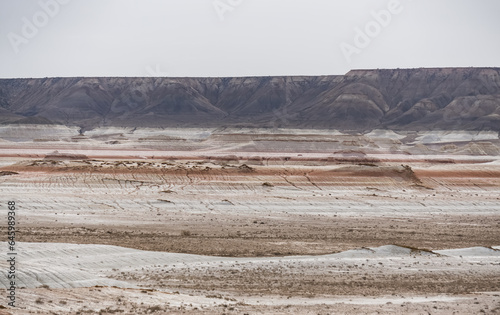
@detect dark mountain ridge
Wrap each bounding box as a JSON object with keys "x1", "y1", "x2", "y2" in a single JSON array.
[{"x1": 1, "y1": 68, "x2": 499, "y2": 131}]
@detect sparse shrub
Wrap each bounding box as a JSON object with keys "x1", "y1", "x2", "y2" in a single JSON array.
[
  {"x1": 146, "y1": 305, "x2": 163, "y2": 313},
  {"x1": 99, "y1": 307, "x2": 124, "y2": 314},
  {"x1": 181, "y1": 230, "x2": 191, "y2": 236}
]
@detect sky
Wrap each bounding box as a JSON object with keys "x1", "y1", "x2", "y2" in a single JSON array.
[{"x1": 0, "y1": 0, "x2": 499, "y2": 78}]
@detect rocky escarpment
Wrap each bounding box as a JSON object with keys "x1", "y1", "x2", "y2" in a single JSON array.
[{"x1": 0, "y1": 68, "x2": 499, "y2": 131}]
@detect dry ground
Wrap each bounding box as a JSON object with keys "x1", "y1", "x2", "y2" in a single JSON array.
[
  {"x1": 0, "y1": 127, "x2": 499, "y2": 314},
  {"x1": 1, "y1": 159, "x2": 498, "y2": 257}
]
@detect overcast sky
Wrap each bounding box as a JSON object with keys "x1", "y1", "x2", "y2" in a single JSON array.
[{"x1": 1, "y1": 0, "x2": 499, "y2": 78}]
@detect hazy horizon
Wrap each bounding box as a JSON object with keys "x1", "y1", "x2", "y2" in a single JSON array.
[{"x1": 2, "y1": 66, "x2": 500, "y2": 80}]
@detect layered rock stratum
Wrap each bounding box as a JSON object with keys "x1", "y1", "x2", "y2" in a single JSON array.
[{"x1": 1, "y1": 68, "x2": 499, "y2": 131}]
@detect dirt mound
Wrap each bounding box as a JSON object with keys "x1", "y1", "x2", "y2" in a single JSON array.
[
  {"x1": 0, "y1": 171, "x2": 18, "y2": 176},
  {"x1": 331, "y1": 164, "x2": 422, "y2": 184},
  {"x1": 398, "y1": 164, "x2": 423, "y2": 184},
  {"x1": 238, "y1": 164, "x2": 255, "y2": 172},
  {"x1": 44, "y1": 151, "x2": 89, "y2": 160}
]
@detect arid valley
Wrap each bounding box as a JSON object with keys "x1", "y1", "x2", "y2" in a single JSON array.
[
  {"x1": 0, "y1": 125, "x2": 499, "y2": 314},
  {"x1": 1, "y1": 0, "x2": 500, "y2": 309}
]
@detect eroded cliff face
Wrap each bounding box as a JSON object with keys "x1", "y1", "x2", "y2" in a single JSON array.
[{"x1": 0, "y1": 68, "x2": 499, "y2": 131}]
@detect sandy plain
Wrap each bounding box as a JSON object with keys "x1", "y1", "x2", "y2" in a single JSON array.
[{"x1": 0, "y1": 126, "x2": 499, "y2": 314}]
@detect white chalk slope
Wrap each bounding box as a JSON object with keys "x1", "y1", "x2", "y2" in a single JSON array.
[{"x1": 0, "y1": 243, "x2": 499, "y2": 289}]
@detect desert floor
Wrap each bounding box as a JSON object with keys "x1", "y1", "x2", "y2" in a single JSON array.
[{"x1": 0, "y1": 126, "x2": 499, "y2": 314}]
